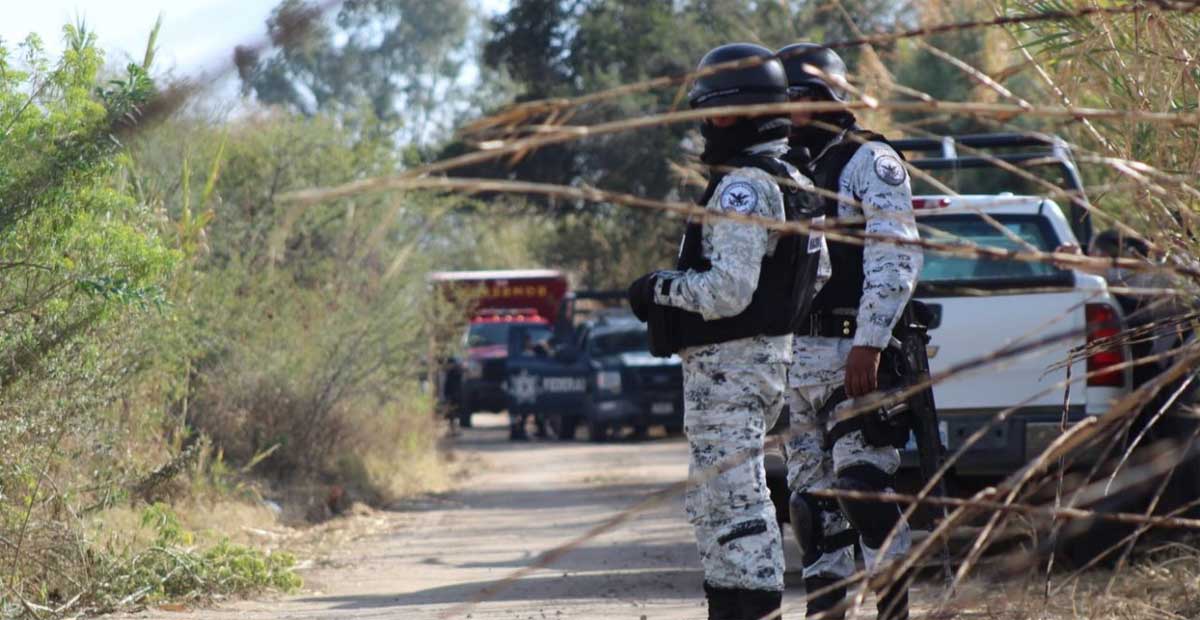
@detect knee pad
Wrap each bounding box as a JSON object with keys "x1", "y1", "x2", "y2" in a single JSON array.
[
  {"x1": 741, "y1": 588, "x2": 783, "y2": 619},
  {"x1": 789, "y1": 491, "x2": 853, "y2": 567},
  {"x1": 834, "y1": 464, "x2": 904, "y2": 549}
]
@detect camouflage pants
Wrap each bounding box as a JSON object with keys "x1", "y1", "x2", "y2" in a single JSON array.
[
  {"x1": 785, "y1": 336, "x2": 911, "y2": 580},
  {"x1": 683, "y1": 360, "x2": 787, "y2": 591}
]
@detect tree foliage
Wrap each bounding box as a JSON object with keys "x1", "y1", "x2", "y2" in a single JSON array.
[
  {"x1": 236, "y1": 0, "x2": 472, "y2": 142},
  {"x1": 456, "y1": 0, "x2": 920, "y2": 286},
  {"x1": 1007, "y1": 2, "x2": 1200, "y2": 225},
  {"x1": 7, "y1": 3, "x2": 1199, "y2": 613}
]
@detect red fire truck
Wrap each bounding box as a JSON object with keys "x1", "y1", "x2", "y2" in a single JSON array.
[{"x1": 429, "y1": 270, "x2": 570, "y2": 427}]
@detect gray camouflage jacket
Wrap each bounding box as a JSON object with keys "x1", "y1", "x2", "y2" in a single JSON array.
[
  {"x1": 819, "y1": 140, "x2": 923, "y2": 350},
  {"x1": 653, "y1": 139, "x2": 811, "y2": 365}
]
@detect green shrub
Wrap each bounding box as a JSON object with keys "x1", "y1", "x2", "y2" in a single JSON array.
[
  {"x1": 0, "y1": 25, "x2": 303, "y2": 616},
  {"x1": 88, "y1": 504, "x2": 301, "y2": 612},
  {"x1": 125, "y1": 112, "x2": 544, "y2": 499}
]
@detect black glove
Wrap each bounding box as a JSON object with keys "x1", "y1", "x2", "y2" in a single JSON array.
[{"x1": 627, "y1": 273, "x2": 658, "y2": 322}]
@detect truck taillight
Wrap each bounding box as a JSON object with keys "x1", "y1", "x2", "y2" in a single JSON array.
[
  {"x1": 1086, "y1": 303, "x2": 1125, "y2": 387},
  {"x1": 912, "y1": 197, "x2": 951, "y2": 209}
]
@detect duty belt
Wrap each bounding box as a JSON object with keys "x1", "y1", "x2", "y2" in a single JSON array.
[{"x1": 802, "y1": 311, "x2": 858, "y2": 338}]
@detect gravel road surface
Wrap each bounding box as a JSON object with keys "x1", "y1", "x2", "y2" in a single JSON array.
[{"x1": 120, "y1": 413, "x2": 927, "y2": 619}]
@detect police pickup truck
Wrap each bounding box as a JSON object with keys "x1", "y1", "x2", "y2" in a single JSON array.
[
  {"x1": 429, "y1": 270, "x2": 569, "y2": 428},
  {"x1": 503, "y1": 294, "x2": 683, "y2": 441},
  {"x1": 896, "y1": 133, "x2": 1134, "y2": 475}
]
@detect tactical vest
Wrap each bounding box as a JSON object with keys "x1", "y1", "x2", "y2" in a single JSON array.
[
  {"x1": 652, "y1": 154, "x2": 822, "y2": 354},
  {"x1": 797, "y1": 130, "x2": 898, "y2": 314}
]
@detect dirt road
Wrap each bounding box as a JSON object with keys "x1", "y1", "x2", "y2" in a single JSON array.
[
  {"x1": 116, "y1": 412, "x2": 1194, "y2": 620},
  {"x1": 129, "y1": 414, "x2": 834, "y2": 619}
]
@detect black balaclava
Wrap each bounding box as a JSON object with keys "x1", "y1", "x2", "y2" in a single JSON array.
[
  {"x1": 789, "y1": 109, "x2": 857, "y2": 162},
  {"x1": 700, "y1": 115, "x2": 791, "y2": 165}
]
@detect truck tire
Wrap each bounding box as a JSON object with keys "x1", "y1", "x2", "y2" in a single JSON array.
[
  {"x1": 1145, "y1": 374, "x2": 1200, "y2": 517},
  {"x1": 458, "y1": 410, "x2": 473, "y2": 428},
  {"x1": 631, "y1": 423, "x2": 649, "y2": 440},
  {"x1": 1058, "y1": 371, "x2": 1200, "y2": 568},
  {"x1": 548, "y1": 414, "x2": 578, "y2": 441},
  {"x1": 587, "y1": 420, "x2": 610, "y2": 443}
]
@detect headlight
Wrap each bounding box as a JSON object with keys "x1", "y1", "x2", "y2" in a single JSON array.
[
  {"x1": 465, "y1": 359, "x2": 483, "y2": 380},
  {"x1": 595, "y1": 370, "x2": 622, "y2": 394}
]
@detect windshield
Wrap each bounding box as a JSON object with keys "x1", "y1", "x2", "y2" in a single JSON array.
[
  {"x1": 466, "y1": 323, "x2": 550, "y2": 348},
  {"x1": 919, "y1": 213, "x2": 1069, "y2": 288},
  {"x1": 590, "y1": 329, "x2": 650, "y2": 357}
]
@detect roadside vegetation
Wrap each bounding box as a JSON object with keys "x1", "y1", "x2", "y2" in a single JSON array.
[{"x1": 0, "y1": 0, "x2": 1197, "y2": 617}]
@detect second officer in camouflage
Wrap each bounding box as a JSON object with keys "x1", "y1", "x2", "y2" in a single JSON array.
[
  {"x1": 778, "y1": 43, "x2": 924, "y2": 620},
  {"x1": 629, "y1": 43, "x2": 822, "y2": 620}
]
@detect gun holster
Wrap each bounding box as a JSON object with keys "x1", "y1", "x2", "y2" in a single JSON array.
[
  {"x1": 645, "y1": 302, "x2": 679, "y2": 358},
  {"x1": 862, "y1": 401, "x2": 913, "y2": 451},
  {"x1": 860, "y1": 335, "x2": 917, "y2": 450},
  {"x1": 822, "y1": 381, "x2": 912, "y2": 451},
  {"x1": 822, "y1": 325, "x2": 928, "y2": 451}
]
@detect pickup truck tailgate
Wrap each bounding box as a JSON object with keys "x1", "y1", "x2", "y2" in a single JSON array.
[{"x1": 925, "y1": 290, "x2": 1086, "y2": 412}]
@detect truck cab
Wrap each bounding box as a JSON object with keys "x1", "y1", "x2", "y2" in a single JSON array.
[
  {"x1": 459, "y1": 311, "x2": 554, "y2": 424},
  {"x1": 574, "y1": 315, "x2": 684, "y2": 440},
  {"x1": 428, "y1": 270, "x2": 569, "y2": 428},
  {"x1": 503, "y1": 296, "x2": 684, "y2": 441}
]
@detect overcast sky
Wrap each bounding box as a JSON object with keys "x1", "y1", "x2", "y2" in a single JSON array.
[
  {"x1": 4, "y1": 0, "x2": 282, "y2": 74},
  {"x1": 4, "y1": 0, "x2": 508, "y2": 108}
]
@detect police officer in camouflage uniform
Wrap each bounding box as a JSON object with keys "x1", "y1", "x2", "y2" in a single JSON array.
[
  {"x1": 776, "y1": 43, "x2": 923, "y2": 620},
  {"x1": 628, "y1": 43, "x2": 822, "y2": 620}
]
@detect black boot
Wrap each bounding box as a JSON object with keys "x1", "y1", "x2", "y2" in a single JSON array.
[
  {"x1": 875, "y1": 575, "x2": 909, "y2": 620},
  {"x1": 704, "y1": 582, "x2": 742, "y2": 620},
  {"x1": 740, "y1": 588, "x2": 782, "y2": 620},
  {"x1": 803, "y1": 576, "x2": 846, "y2": 619}
]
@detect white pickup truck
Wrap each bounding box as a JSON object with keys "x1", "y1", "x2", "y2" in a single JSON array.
[{"x1": 906, "y1": 194, "x2": 1132, "y2": 475}]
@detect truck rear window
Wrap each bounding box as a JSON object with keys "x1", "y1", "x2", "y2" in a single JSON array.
[{"x1": 918, "y1": 213, "x2": 1072, "y2": 293}]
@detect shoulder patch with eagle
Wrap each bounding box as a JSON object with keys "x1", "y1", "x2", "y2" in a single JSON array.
[
  {"x1": 873, "y1": 154, "x2": 907, "y2": 186},
  {"x1": 718, "y1": 181, "x2": 758, "y2": 213}
]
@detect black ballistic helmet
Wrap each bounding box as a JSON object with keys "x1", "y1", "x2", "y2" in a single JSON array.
[
  {"x1": 688, "y1": 43, "x2": 789, "y2": 110},
  {"x1": 777, "y1": 43, "x2": 848, "y2": 102}
]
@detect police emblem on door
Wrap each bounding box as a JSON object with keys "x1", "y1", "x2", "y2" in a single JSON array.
[{"x1": 508, "y1": 370, "x2": 539, "y2": 404}]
